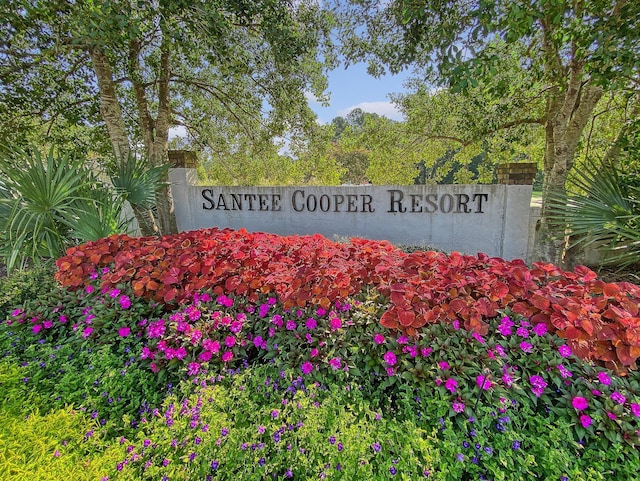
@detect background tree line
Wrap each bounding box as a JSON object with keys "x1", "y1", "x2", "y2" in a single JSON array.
[{"x1": 1, "y1": 0, "x2": 639, "y2": 269}]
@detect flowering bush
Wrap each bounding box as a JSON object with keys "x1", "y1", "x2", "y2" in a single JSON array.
[{"x1": 55, "y1": 229, "x2": 640, "y2": 369}]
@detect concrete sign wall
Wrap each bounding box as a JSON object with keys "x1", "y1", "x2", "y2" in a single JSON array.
[{"x1": 169, "y1": 168, "x2": 533, "y2": 260}]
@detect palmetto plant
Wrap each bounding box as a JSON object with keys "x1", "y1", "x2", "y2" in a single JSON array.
[
  {"x1": 0, "y1": 147, "x2": 127, "y2": 272},
  {"x1": 547, "y1": 158, "x2": 640, "y2": 267}
]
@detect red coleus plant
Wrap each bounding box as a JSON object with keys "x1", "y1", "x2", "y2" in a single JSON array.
[{"x1": 55, "y1": 228, "x2": 640, "y2": 371}]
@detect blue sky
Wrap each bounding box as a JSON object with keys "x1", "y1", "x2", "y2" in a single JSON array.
[{"x1": 308, "y1": 62, "x2": 412, "y2": 124}]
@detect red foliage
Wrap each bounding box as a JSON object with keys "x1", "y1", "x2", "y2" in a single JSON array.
[{"x1": 55, "y1": 228, "x2": 640, "y2": 371}]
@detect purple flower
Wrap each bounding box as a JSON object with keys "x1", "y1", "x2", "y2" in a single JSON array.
[
  {"x1": 286, "y1": 320, "x2": 297, "y2": 330},
  {"x1": 329, "y1": 358, "x2": 342, "y2": 370},
  {"x1": 383, "y1": 351, "x2": 397, "y2": 366},
  {"x1": 452, "y1": 319, "x2": 460, "y2": 330},
  {"x1": 631, "y1": 403, "x2": 640, "y2": 417},
  {"x1": 210, "y1": 460, "x2": 219, "y2": 470},
  {"x1": 516, "y1": 327, "x2": 529, "y2": 338},
  {"x1": 305, "y1": 318, "x2": 317, "y2": 330},
  {"x1": 452, "y1": 401, "x2": 465, "y2": 413},
  {"x1": 118, "y1": 295, "x2": 131, "y2": 309},
  {"x1": 557, "y1": 364, "x2": 572, "y2": 378},
  {"x1": 389, "y1": 467, "x2": 397, "y2": 475},
  {"x1": 372, "y1": 442, "x2": 381, "y2": 452},
  {"x1": 187, "y1": 362, "x2": 200, "y2": 376}
]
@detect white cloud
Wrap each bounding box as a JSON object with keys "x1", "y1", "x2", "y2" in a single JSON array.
[
  {"x1": 337, "y1": 101, "x2": 403, "y2": 120},
  {"x1": 304, "y1": 91, "x2": 321, "y2": 104}
]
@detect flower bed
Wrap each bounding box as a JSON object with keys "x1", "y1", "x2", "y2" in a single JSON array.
[{"x1": 1, "y1": 228, "x2": 639, "y2": 480}]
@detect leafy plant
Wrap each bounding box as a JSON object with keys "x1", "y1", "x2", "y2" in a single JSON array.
[
  {"x1": 548, "y1": 158, "x2": 640, "y2": 267},
  {"x1": 0, "y1": 262, "x2": 57, "y2": 321}
]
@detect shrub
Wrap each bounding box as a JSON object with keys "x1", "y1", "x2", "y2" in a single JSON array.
[{"x1": 0, "y1": 262, "x2": 57, "y2": 321}]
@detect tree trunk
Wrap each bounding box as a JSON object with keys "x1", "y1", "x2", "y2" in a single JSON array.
[
  {"x1": 534, "y1": 69, "x2": 603, "y2": 266},
  {"x1": 90, "y1": 47, "x2": 159, "y2": 236},
  {"x1": 129, "y1": 35, "x2": 178, "y2": 235}
]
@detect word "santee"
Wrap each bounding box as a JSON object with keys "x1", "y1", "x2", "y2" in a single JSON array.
[
  {"x1": 202, "y1": 190, "x2": 282, "y2": 211},
  {"x1": 387, "y1": 189, "x2": 489, "y2": 213}
]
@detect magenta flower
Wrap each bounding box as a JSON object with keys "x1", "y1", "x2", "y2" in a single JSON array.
[
  {"x1": 329, "y1": 317, "x2": 342, "y2": 330},
  {"x1": 198, "y1": 350, "x2": 212, "y2": 362},
  {"x1": 374, "y1": 334, "x2": 385, "y2": 344},
  {"x1": 445, "y1": 378, "x2": 458, "y2": 393},
  {"x1": 558, "y1": 345, "x2": 572, "y2": 358},
  {"x1": 32, "y1": 324, "x2": 43, "y2": 334},
  {"x1": 397, "y1": 336, "x2": 409, "y2": 345},
  {"x1": 631, "y1": 403, "x2": 640, "y2": 417},
  {"x1": 225, "y1": 336, "x2": 236, "y2": 348},
  {"x1": 572, "y1": 396, "x2": 589, "y2": 411},
  {"x1": 203, "y1": 339, "x2": 220, "y2": 353},
  {"x1": 557, "y1": 365, "x2": 572, "y2": 378},
  {"x1": 141, "y1": 347, "x2": 155, "y2": 360},
  {"x1": 109, "y1": 288, "x2": 121, "y2": 298},
  {"x1": 580, "y1": 414, "x2": 592, "y2": 428},
  {"x1": 421, "y1": 347, "x2": 433, "y2": 357},
  {"x1": 286, "y1": 320, "x2": 297, "y2": 331},
  {"x1": 495, "y1": 345, "x2": 506, "y2": 357},
  {"x1": 187, "y1": 362, "x2": 200, "y2": 376},
  {"x1": 529, "y1": 375, "x2": 547, "y2": 397},
  {"x1": 607, "y1": 412, "x2": 617, "y2": 420},
  {"x1": 118, "y1": 327, "x2": 131, "y2": 337},
  {"x1": 452, "y1": 319, "x2": 460, "y2": 330},
  {"x1": 310, "y1": 348, "x2": 319, "y2": 357},
  {"x1": 175, "y1": 347, "x2": 187, "y2": 360},
  {"x1": 532, "y1": 323, "x2": 547, "y2": 336},
  {"x1": 82, "y1": 327, "x2": 93, "y2": 338},
  {"x1": 438, "y1": 361, "x2": 450, "y2": 370},
  {"x1": 611, "y1": 392, "x2": 626, "y2": 405},
  {"x1": 598, "y1": 372, "x2": 611, "y2": 385},
  {"x1": 43, "y1": 320, "x2": 53, "y2": 329},
  {"x1": 516, "y1": 327, "x2": 529, "y2": 338},
  {"x1": 221, "y1": 351, "x2": 233, "y2": 362},
  {"x1": 301, "y1": 361, "x2": 314, "y2": 375},
  {"x1": 329, "y1": 358, "x2": 342, "y2": 370},
  {"x1": 383, "y1": 351, "x2": 397, "y2": 366},
  {"x1": 118, "y1": 295, "x2": 131, "y2": 309},
  {"x1": 305, "y1": 318, "x2": 317, "y2": 330},
  {"x1": 472, "y1": 332, "x2": 485, "y2": 344},
  {"x1": 229, "y1": 320, "x2": 243, "y2": 333},
  {"x1": 519, "y1": 342, "x2": 533, "y2": 353},
  {"x1": 452, "y1": 401, "x2": 465, "y2": 413},
  {"x1": 476, "y1": 375, "x2": 492, "y2": 390}
]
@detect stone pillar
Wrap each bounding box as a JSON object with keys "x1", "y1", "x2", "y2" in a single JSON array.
[
  {"x1": 497, "y1": 163, "x2": 537, "y2": 185},
  {"x1": 168, "y1": 150, "x2": 198, "y2": 168}
]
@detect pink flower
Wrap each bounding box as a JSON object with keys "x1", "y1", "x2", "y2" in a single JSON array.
[
  {"x1": 198, "y1": 350, "x2": 212, "y2": 362},
  {"x1": 301, "y1": 361, "x2": 313, "y2": 374},
  {"x1": 374, "y1": 334, "x2": 385, "y2": 344},
  {"x1": 597, "y1": 372, "x2": 611, "y2": 385},
  {"x1": 82, "y1": 327, "x2": 93, "y2": 338},
  {"x1": 329, "y1": 358, "x2": 342, "y2": 370},
  {"x1": 452, "y1": 319, "x2": 460, "y2": 330},
  {"x1": 580, "y1": 414, "x2": 592, "y2": 428},
  {"x1": 141, "y1": 347, "x2": 155, "y2": 360},
  {"x1": 225, "y1": 336, "x2": 236, "y2": 348},
  {"x1": 32, "y1": 324, "x2": 43, "y2": 334},
  {"x1": 310, "y1": 348, "x2": 319, "y2": 357},
  {"x1": 383, "y1": 351, "x2": 397, "y2": 366},
  {"x1": 421, "y1": 347, "x2": 432, "y2": 357},
  {"x1": 438, "y1": 361, "x2": 450, "y2": 370},
  {"x1": 611, "y1": 392, "x2": 626, "y2": 405},
  {"x1": 229, "y1": 321, "x2": 243, "y2": 333},
  {"x1": 631, "y1": 403, "x2": 640, "y2": 417},
  {"x1": 472, "y1": 332, "x2": 485, "y2": 344},
  {"x1": 519, "y1": 342, "x2": 533, "y2": 353},
  {"x1": 286, "y1": 320, "x2": 297, "y2": 330},
  {"x1": 305, "y1": 318, "x2": 317, "y2": 330},
  {"x1": 476, "y1": 375, "x2": 492, "y2": 390},
  {"x1": 452, "y1": 401, "x2": 465, "y2": 413},
  {"x1": 203, "y1": 339, "x2": 220, "y2": 353},
  {"x1": 221, "y1": 351, "x2": 233, "y2": 362},
  {"x1": 118, "y1": 327, "x2": 131, "y2": 337},
  {"x1": 532, "y1": 323, "x2": 547, "y2": 336},
  {"x1": 516, "y1": 327, "x2": 529, "y2": 338},
  {"x1": 175, "y1": 347, "x2": 187, "y2": 360},
  {"x1": 43, "y1": 320, "x2": 53, "y2": 329},
  {"x1": 329, "y1": 317, "x2": 342, "y2": 330},
  {"x1": 59, "y1": 315, "x2": 67, "y2": 324},
  {"x1": 557, "y1": 365, "x2": 572, "y2": 378},
  {"x1": 397, "y1": 336, "x2": 409, "y2": 345},
  {"x1": 607, "y1": 412, "x2": 617, "y2": 420},
  {"x1": 187, "y1": 362, "x2": 200, "y2": 376},
  {"x1": 119, "y1": 295, "x2": 131, "y2": 309},
  {"x1": 108, "y1": 288, "x2": 120, "y2": 298},
  {"x1": 558, "y1": 345, "x2": 572, "y2": 358},
  {"x1": 386, "y1": 367, "x2": 395, "y2": 376},
  {"x1": 495, "y1": 345, "x2": 506, "y2": 357},
  {"x1": 445, "y1": 378, "x2": 458, "y2": 393},
  {"x1": 572, "y1": 396, "x2": 589, "y2": 411}
]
